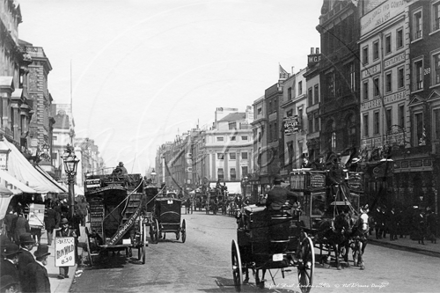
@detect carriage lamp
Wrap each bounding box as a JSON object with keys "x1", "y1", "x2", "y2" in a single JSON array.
[{"x1": 63, "y1": 145, "x2": 80, "y2": 219}]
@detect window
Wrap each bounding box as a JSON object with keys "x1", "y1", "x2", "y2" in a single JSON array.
[
  {"x1": 288, "y1": 87, "x2": 292, "y2": 100},
  {"x1": 229, "y1": 122, "x2": 237, "y2": 130},
  {"x1": 327, "y1": 73, "x2": 335, "y2": 97},
  {"x1": 230, "y1": 168, "x2": 236, "y2": 180},
  {"x1": 385, "y1": 34, "x2": 391, "y2": 54},
  {"x1": 241, "y1": 136, "x2": 248, "y2": 141},
  {"x1": 373, "y1": 40, "x2": 379, "y2": 60},
  {"x1": 257, "y1": 107, "x2": 262, "y2": 115},
  {"x1": 363, "y1": 46, "x2": 369, "y2": 65},
  {"x1": 398, "y1": 67, "x2": 405, "y2": 88},
  {"x1": 414, "y1": 59, "x2": 423, "y2": 90},
  {"x1": 363, "y1": 80, "x2": 369, "y2": 100},
  {"x1": 269, "y1": 124, "x2": 272, "y2": 141},
  {"x1": 229, "y1": 153, "x2": 236, "y2": 160},
  {"x1": 53, "y1": 135, "x2": 57, "y2": 141},
  {"x1": 217, "y1": 168, "x2": 224, "y2": 180},
  {"x1": 413, "y1": 10, "x2": 422, "y2": 40},
  {"x1": 363, "y1": 114, "x2": 369, "y2": 137},
  {"x1": 308, "y1": 87, "x2": 313, "y2": 106},
  {"x1": 230, "y1": 136, "x2": 236, "y2": 141},
  {"x1": 298, "y1": 81, "x2": 303, "y2": 95},
  {"x1": 434, "y1": 109, "x2": 440, "y2": 140},
  {"x1": 216, "y1": 137, "x2": 224, "y2": 141},
  {"x1": 308, "y1": 116, "x2": 313, "y2": 133},
  {"x1": 314, "y1": 114, "x2": 319, "y2": 132},
  {"x1": 398, "y1": 104, "x2": 405, "y2": 129},
  {"x1": 415, "y1": 112, "x2": 424, "y2": 145},
  {"x1": 385, "y1": 72, "x2": 392, "y2": 93},
  {"x1": 349, "y1": 62, "x2": 356, "y2": 91},
  {"x1": 434, "y1": 2, "x2": 440, "y2": 31},
  {"x1": 269, "y1": 101, "x2": 272, "y2": 113},
  {"x1": 298, "y1": 108, "x2": 303, "y2": 131},
  {"x1": 433, "y1": 52, "x2": 440, "y2": 85},
  {"x1": 396, "y1": 28, "x2": 403, "y2": 49},
  {"x1": 373, "y1": 77, "x2": 380, "y2": 97},
  {"x1": 314, "y1": 85, "x2": 319, "y2": 104},
  {"x1": 373, "y1": 111, "x2": 380, "y2": 135},
  {"x1": 386, "y1": 108, "x2": 392, "y2": 131},
  {"x1": 241, "y1": 166, "x2": 248, "y2": 177},
  {"x1": 241, "y1": 152, "x2": 248, "y2": 160},
  {"x1": 217, "y1": 153, "x2": 224, "y2": 160}
]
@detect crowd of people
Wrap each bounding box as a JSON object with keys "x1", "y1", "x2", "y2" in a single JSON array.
[
  {"x1": 370, "y1": 205, "x2": 437, "y2": 245},
  {"x1": 1, "y1": 196, "x2": 88, "y2": 293}
]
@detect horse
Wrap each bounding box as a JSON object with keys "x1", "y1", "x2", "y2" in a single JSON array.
[
  {"x1": 346, "y1": 213, "x2": 369, "y2": 270},
  {"x1": 315, "y1": 212, "x2": 351, "y2": 270}
]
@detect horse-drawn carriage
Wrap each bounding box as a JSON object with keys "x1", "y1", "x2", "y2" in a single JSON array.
[
  {"x1": 149, "y1": 195, "x2": 186, "y2": 243},
  {"x1": 289, "y1": 169, "x2": 368, "y2": 270},
  {"x1": 84, "y1": 173, "x2": 149, "y2": 265},
  {"x1": 232, "y1": 204, "x2": 314, "y2": 292}
]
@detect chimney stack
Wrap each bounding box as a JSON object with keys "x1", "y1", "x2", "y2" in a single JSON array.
[
  {"x1": 316, "y1": 47, "x2": 320, "y2": 54},
  {"x1": 310, "y1": 47, "x2": 314, "y2": 54}
]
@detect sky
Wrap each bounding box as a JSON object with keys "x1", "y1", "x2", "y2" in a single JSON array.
[{"x1": 18, "y1": 0, "x2": 322, "y2": 174}]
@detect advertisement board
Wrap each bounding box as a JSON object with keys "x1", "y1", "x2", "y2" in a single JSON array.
[
  {"x1": 28, "y1": 203, "x2": 45, "y2": 229},
  {"x1": 55, "y1": 237, "x2": 76, "y2": 267}
]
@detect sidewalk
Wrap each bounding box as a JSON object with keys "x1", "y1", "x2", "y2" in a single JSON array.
[
  {"x1": 368, "y1": 231, "x2": 440, "y2": 257},
  {"x1": 32, "y1": 226, "x2": 87, "y2": 293}
]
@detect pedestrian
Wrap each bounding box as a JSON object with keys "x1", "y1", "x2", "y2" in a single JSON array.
[
  {"x1": 0, "y1": 242, "x2": 20, "y2": 285},
  {"x1": 4, "y1": 208, "x2": 17, "y2": 242},
  {"x1": 0, "y1": 275, "x2": 20, "y2": 293},
  {"x1": 43, "y1": 201, "x2": 60, "y2": 246},
  {"x1": 55, "y1": 218, "x2": 77, "y2": 279},
  {"x1": 75, "y1": 197, "x2": 88, "y2": 227},
  {"x1": 13, "y1": 213, "x2": 30, "y2": 245},
  {"x1": 17, "y1": 233, "x2": 36, "y2": 292},
  {"x1": 25, "y1": 244, "x2": 51, "y2": 293},
  {"x1": 426, "y1": 207, "x2": 437, "y2": 244}
]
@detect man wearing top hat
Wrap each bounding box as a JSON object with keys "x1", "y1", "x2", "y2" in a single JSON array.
[
  {"x1": 16, "y1": 233, "x2": 36, "y2": 293},
  {"x1": 25, "y1": 245, "x2": 51, "y2": 293},
  {"x1": 0, "y1": 242, "x2": 20, "y2": 285}
]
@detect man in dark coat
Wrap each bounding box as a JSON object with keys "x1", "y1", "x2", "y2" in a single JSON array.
[
  {"x1": 0, "y1": 242, "x2": 20, "y2": 284},
  {"x1": 4, "y1": 209, "x2": 17, "y2": 242},
  {"x1": 44, "y1": 201, "x2": 60, "y2": 246},
  {"x1": 13, "y1": 213, "x2": 30, "y2": 244},
  {"x1": 266, "y1": 175, "x2": 297, "y2": 211},
  {"x1": 55, "y1": 218, "x2": 77, "y2": 279},
  {"x1": 17, "y1": 233, "x2": 36, "y2": 293},
  {"x1": 25, "y1": 244, "x2": 51, "y2": 293}
]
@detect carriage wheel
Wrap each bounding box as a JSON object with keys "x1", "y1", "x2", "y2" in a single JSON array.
[
  {"x1": 297, "y1": 236, "x2": 314, "y2": 293},
  {"x1": 181, "y1": 219, "x2": 186, "y2": 243},
  {"x1": 231, "y1": 239, "x2": 243, "y2": 292}
]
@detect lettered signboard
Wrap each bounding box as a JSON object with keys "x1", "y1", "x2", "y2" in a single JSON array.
[{"x1": 55, "y1": 237, "x2": 75, "y2": 267}]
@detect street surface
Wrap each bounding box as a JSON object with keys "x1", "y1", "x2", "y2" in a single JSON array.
[{"x1": 71, "y1": 209, "x2": 440, "y2": 293}]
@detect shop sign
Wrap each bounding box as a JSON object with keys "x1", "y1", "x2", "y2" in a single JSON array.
[
  {"x1": 55, "y1": 237, "x2": 75, "y2": 267},
  {"x1": 28, "y1": 204, "x2": 45, "y2": 229},
  {"x1": 283, "y1": 116, "x2": 299, "y2": 136},
  {"x1": 0, "y1": 153, "x2": 7, "y2": 170},
  {"x1": 361, "y1": 0, "x2": 406, "y2": 36},
  {"x1": 310, "y1": 173, "x2": 325, "y2": 188}
]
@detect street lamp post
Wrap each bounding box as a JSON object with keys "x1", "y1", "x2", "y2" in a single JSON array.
[{"x1": 63, "y1": 145, "x2": 80, "y2": 220}]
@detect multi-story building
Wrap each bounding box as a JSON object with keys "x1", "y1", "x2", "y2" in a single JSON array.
[
  {"x1": 250, "y1": 96, "x2": 266, "y2": 198},
  {"x1": 264, "y1": 83, "x2": 282, "y2": 184},
  {"x1": 404, "y1": 0, "x2": 440, "y2": 213},
  {"x1": 75, "y1": 137, "x2": 104, "y2": 186},
  {"x1": 359, "y1": 0, "x2": 411, "y2": 208},
  {"x1": 0, "y1": 1, "x2": 33, "y2": 149},
  {"x1": 304, "y1": 47, "x2": 322, "y2": 164},
  {"x1": 317, "y1": 0, "x2": 361, "y2": 162}
]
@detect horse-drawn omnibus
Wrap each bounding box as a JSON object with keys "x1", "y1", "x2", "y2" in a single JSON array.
[{"x1": 84, "y1": 172, "x2": 149, "y2": 265}]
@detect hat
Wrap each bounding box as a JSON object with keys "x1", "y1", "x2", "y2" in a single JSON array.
[
  {"x1": 19, "y1": 233, "x2": 35, "y2": 245},
  {"x1": 0, "y1": 275, "x2": 19, "y2": 290},
  {"x1": 60, "y1": 218, "x2": 69, "y2": 224},
  {"x1": 2, "y1": 243, "x2": 20, "y2": 257},
  {"x1": 273, "y1": 175, "x2": 285, "y2": 184},
  {"x1": 34, "y1": 244, "x2": 50, "y2": 259}
]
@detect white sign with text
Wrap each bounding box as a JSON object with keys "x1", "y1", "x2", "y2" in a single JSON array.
[{"x1": 55, "y1": 237, "x2": 76, "y2": 267}]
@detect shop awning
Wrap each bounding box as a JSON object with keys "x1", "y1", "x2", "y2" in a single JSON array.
[
  {"x1": 0, "y1": 169, "x2": 36, "y2": 194},
  {"x1": 34, "y1": 165, "x2": 67, "y2": 193},
  {"x1": 4, "y1": 139, "x2": 65, "y2": 193},
  {"x1": 0, "y1": 186, "x2": 13, "y2": 220}
]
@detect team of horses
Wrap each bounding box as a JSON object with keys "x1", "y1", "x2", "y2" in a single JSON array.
[{"x1": 315, "y1": 211, "x2": 369, "y2": 270}]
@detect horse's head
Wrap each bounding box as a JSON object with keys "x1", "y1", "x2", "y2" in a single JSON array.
[{"x1": 334, "y1": 212, "x2": 352, "y2": 235}]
